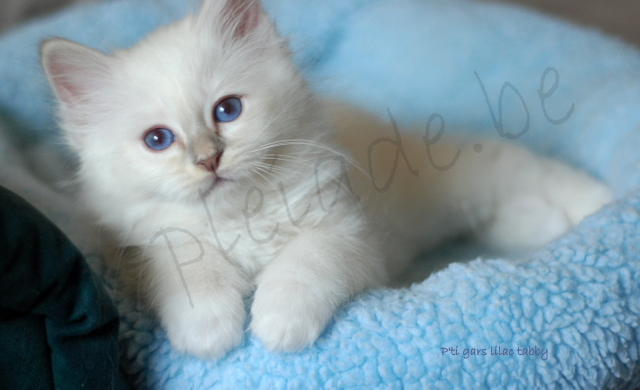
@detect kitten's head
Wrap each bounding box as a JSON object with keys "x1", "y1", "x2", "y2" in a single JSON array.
[{"x1": 42, "y1": 0, "x2": 326, "y2": 205}]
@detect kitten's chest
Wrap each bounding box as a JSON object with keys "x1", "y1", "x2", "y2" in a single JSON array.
[
  {"x1": 203, "y1": 204, "x2": 294, "y2": 275},
  {"x1": 153, "y1": 192, "x2": 300, "y2": 276}
]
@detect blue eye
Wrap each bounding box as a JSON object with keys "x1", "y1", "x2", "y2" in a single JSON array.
[
  {"x1": 214, "y1": 96, "x2": 242, "y2": 123},
  {"x1": 144, "y1": 127, "x2": 175, "y2": 151}
]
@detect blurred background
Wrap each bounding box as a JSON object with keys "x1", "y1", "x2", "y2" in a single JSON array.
[
  {"x1": 493, "y1": 0, "x2": 640, "y2": 46},
  {"x1": 1, "y1": 0, "x2": 639, "y2": 47}
]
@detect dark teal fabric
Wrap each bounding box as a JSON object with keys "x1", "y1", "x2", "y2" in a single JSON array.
[{"x1": 0, "y1": 185, "x2": 128, "y2": 390}]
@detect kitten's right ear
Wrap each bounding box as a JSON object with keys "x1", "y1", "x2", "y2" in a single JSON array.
[
  {"x1": 198, "y1": 0, "x2": 269, "y2": 39},
  {"x1": 41, "y1": 38, "x2": 113, "y2": 113}
]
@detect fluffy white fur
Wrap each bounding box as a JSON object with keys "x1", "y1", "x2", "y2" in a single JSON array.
[{"x1": 41, "y1": 0, "x2": 612, "y2": 359}]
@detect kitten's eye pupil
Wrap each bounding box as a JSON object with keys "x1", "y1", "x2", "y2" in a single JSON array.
[
  {"x1": 144, "y1": 128, "x2": 175, "y2": 151},
  {"x1": 214, "y1": 96, "x2": 242, "y2": 123}
]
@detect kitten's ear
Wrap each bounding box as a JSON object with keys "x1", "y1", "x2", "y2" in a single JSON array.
[
  {"x1": 41, "y1": 38, "x2": 113, "y2": 110},
  {"x1": 223, "y1": 0, "x2": 263, "y2": 37},
  {"x1": 199, "y1": 0, "x2": 267, "y2": 38}
]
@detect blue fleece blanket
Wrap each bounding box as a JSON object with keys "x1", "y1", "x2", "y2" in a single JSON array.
[{"x1": 1, "y1": 0, "x2": 640, "y2": 388}]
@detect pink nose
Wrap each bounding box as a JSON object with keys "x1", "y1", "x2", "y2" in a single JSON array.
[{"x1": 197, "y1": 152, "x2": 222, "y2": 173}]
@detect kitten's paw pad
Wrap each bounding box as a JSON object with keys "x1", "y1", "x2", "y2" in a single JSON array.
[
  {"x1": 250, "y1": 283, "x2": 333, "y2": 352},
  {"x1": 161, "y1": 297, "x2": 246, "y2": 359}
]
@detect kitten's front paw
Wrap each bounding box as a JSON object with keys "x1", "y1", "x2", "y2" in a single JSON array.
[
  {"x1": 161, "y1": 294, "x2": 246, "y2": 360},
  {"x1": 250, "y1": 281, "x2": 335, "y2": 352}
]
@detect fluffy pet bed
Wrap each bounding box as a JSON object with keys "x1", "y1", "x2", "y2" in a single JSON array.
[{"x1": 0, "y1": 0, "x2": 639, "y2": 388}]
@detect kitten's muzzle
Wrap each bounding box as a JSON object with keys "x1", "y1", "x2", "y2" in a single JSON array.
[{"x1": 197, "y1": 151, "x2": 223, "y2": 174}]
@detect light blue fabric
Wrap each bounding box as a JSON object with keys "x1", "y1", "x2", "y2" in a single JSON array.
[{"x1": 1, "y1": 0, "x2": 639, "y2": 388}]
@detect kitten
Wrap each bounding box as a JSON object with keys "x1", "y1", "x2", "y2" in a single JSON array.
[{"x1": 41, "y1": 0, "x2": 612, "y2": 359}]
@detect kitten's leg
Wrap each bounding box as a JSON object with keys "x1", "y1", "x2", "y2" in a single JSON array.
[
  {"x1": 332, "y1": 104, "x2": 612, "y2": 254},
  {"x1": 133, "y1": 241, "x2": 250, "y2": 359},
  {"x1": 458, "y1": 142, "x2": 613, "y2": 251},
  {"x1": 375, "y1": 139, "x2": 612, "y2": 253},
  {"x1": 250, "y1": 216, "x2": 385, "y2": 351}
]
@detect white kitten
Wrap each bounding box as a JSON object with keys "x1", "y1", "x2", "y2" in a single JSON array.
[{"x1": 41, "y1": 0, "x2": 611, "y2": 359}]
